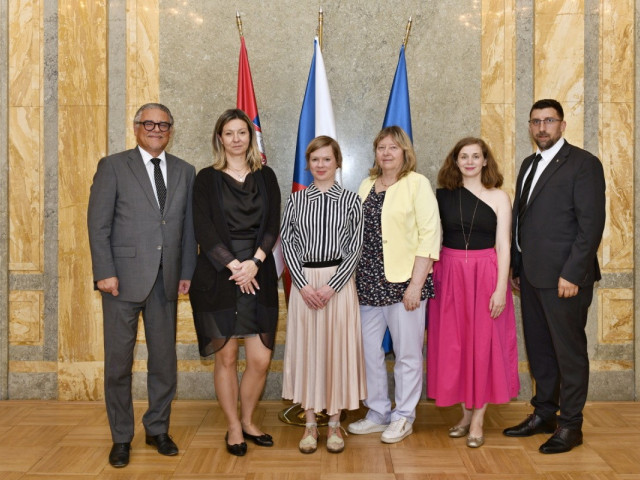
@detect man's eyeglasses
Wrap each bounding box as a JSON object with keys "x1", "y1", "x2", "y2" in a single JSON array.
[
  {"x1": 136, "y1": 121, "x2": 173, "y2": 132},
  {"x1": 528, "y1": 118, "x2": 561, "y2": 127}
]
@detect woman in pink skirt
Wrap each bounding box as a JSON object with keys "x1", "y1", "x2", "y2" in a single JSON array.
[
  {"x1": 427, "y1": 137, "x2": 519, "y2": 448},
  {"x1": 281, "y1": 136, "x2": 366, "y2": 454}
]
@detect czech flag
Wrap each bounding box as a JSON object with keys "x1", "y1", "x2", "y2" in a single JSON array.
[
  {"x1": 381, "y1": 44, "x2": 413, "y2": 354},
  {"x1": 292, "y1": 37, "x2": 336, "y2": 192},
  {"x1": 283, "y1": 37, "x2": 336, "y2": 300}
]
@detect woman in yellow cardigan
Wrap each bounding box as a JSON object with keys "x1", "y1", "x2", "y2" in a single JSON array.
[{"x1": 347, "y1": 126, "x2": 440, "y2": 443}]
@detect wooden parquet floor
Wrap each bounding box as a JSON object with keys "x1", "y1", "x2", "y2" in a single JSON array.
[{"x1": 0, "y1": 400, "x2": 639, "y2": 479}]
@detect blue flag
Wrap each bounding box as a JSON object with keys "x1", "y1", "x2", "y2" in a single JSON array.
[
  {"x1": 383, "y1": 44, "x2": 412, "y2": 140},
  {"x1": 381, "y1": 44, "x2": 413, "y2": 354}
]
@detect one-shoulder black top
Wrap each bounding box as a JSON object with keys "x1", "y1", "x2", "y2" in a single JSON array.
[{"x1": 437, "y1": 187, "x2": 496, "y2": 250}]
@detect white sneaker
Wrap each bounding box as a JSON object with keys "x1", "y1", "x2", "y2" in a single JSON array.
[
  {"x1": 381, "y1": 418, "x2": 413, "y2": 443},
  {"x1": 347, "y1": 418, "x2": 389, "y2": 435}
]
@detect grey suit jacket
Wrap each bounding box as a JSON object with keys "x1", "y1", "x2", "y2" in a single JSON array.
[{"x1": 88, "y1": 147, "x2": 197, "y2": 303}]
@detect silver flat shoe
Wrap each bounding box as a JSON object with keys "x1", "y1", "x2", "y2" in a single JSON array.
[
  {"x1": 466, "y1": 435, "x2": 485, "y2": 448},
  {"x1": 448, "y1": 424, "x2": 470, "y2": 438}
]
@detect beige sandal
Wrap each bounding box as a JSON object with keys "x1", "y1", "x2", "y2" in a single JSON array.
[
  {"x1": 326, "y1": 421, "x2": 347, "y2": 453},
  {"x1": 299, "y1": 423, "x2": 318, "y2": 454}
]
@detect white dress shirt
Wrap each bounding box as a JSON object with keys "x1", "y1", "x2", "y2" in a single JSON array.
[{"x1": 138, "y1": 146, "x2": 167, "y2": 208}]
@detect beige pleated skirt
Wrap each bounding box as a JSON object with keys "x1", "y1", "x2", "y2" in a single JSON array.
[{"x1": 282, "y1": 266, "x2": 367, "y2": 416}]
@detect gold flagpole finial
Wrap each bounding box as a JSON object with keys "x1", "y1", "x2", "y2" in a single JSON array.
[
  {"x1": 317, "y1": 7, "x2": 324, "y2": 51},
  {"x1": 236, "y1": 10, "x2": 244, "y2": 38},
  {"x1": 402, "y1": 16, "x2": 413, "y2": 48}
]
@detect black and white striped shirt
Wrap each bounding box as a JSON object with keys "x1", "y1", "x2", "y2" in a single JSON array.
[{"x1": 280, "y1": 182, "x2": 364, "y2": 292}]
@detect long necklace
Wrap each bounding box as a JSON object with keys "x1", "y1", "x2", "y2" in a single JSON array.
[{"x1": 459, "y1": 188, "x2": 480, "y2": 262}]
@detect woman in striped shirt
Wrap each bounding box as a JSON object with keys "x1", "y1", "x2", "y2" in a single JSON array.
[{"x1": 281, "y1": 136, "x2": 366, "y2": 454}]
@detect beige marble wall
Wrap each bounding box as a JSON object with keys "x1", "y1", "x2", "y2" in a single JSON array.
[
  {"x1": 57, "y1": 0, "x2": 108, "y2": 400},
  {"x1": 2, "y1": 0, "x2": 638, "y2": 401},
  {"x1": 481, "y1": 0, "x2": 516, "y2": 198}
]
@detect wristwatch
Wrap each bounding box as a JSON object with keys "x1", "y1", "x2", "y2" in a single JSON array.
[{"x1": 251, "y1": 257, "x2": 262, "y2": 268}]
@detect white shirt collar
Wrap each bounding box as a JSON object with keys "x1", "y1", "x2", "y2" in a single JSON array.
[
  {"x1": 138, "y1": 146, "x2": 167, "y2": 165},
  {"x1": 536, "y1": 137, "x2": 565, "y2": 162}
]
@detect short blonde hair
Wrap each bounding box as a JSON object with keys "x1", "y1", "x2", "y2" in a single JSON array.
[
  {"x1": 368, "y1": 126, "x2": 416, "y2": 180},
  {"x1": 305, "y1": 136, "x2": 343, "y2": 169}
]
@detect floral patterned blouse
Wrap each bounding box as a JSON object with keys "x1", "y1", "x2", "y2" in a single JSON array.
[{"x1": 356, "y1": 185, "x2": 435, "y2": 306}]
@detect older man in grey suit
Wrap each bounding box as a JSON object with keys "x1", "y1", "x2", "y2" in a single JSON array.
[{"x1": 88, "y1": 103, "x2": 197, "y2": 468}]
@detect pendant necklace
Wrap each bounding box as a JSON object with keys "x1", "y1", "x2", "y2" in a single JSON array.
[
  {"x1": 226, "y1": 165, "x2": 249, "y2": 182},
  {"x1": 459, "y1": 188, "x2": 480, "y2": 262}
]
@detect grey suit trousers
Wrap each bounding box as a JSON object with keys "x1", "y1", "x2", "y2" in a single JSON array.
[{"x1": 102, "y1": 268, "x2": 177, "y2": 443}]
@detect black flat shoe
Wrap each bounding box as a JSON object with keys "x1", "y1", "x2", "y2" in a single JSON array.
[
  {"x1": 109, "y1": 442, "x2": 130, "y2": 468},
  {"x1": 225, "y1": 432, "x2": 247, "y2": 456},
  {"x1": 145, "y1": 433, "x2": 179, "y2": 456},
  {"x1": 243, "y1": 430, "x2": 274, "y2": 447}
]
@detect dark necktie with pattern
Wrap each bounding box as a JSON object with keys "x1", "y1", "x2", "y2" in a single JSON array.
[
  {"x1": 151, "y1": 157, "x2": 166, "y2": 214},
  {"x1": 517, "y1": 153, "x2": 542, "y2": 245}
]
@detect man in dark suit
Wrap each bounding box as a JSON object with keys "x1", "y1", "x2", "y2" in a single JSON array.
[
  {"x1": 88, "y1": 103, "x2": 197, "y2": 467},
  {"x1": 504, "y1": 99, "x2": 606, "y2": 454}
]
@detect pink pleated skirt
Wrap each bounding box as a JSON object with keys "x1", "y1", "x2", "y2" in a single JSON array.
[
  {"x1": 427, "y1": 247, "x2": 520, "y2": 408},
  {"x1": 282, "y1": 266, "x2": 367, "y2": 415}
]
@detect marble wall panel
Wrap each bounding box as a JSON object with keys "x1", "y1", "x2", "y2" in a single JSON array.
[
  {"x1": 597, "y1": 288, "x2": 633, "y2": 344},
  {"x1": 599, "y1": 0, "x2": 634, "y2": 273},
  {"x1": 58, "y1": 361, "x2": 103, "y2": 401},
  {"x1": 57, "y1": 0, "x2": 108, "y2": 401},
  {"x1": 8, "y1": 290, "x2": 43, "y2": 344},
  {"x1": 480, "y1": 0, "x2": 516, "y2": 196},
  {"x1": 8, "y1": 0, "x2": 42, "y2": 107},
  {"x1": 159, "y1": 0, "x2": 481, "y2": 198},
  {"x1": 125, "y1": 0, "x2": 159, "y2": 149},
  {"x1": 8, "y1": 0, "x2": 43, "y2": 273},
  {"x1": 8, "y1": 107, "x2": 43, "y2": 272},
  {"x1": 534, "y1": 1, "x2": 584, "y2": 147}
]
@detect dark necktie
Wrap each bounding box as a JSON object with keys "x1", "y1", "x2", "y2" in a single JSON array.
[
  {"x1": 517, "y1": 153, "x2": 542, "y2": 244},
  {"x1": 151, "y1": 158, "x2": 166, "y2": 214}
]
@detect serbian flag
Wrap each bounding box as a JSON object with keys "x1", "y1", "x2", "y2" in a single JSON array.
[
  {"x1": 283, "y1": 37, "x2": 336, "y2": 299},
  {"x1": 381, "y1": 44, "x2": 413, "y2": 353},
  {"x1": 237, "y1": 36, "x2": 267, "y2": 164},
  {"x1": 292, "y1": 37, "x2": 336, "y2": 192},
  {"x1": 237, "y1": 35, "x2": 287, "y2": 277}
]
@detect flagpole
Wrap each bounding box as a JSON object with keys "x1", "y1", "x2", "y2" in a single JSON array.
[
  {"x1": 402, "y1": 16, "x2": 412, "y2": 48},
  {"x1": 236, "y1": 10, "x2": 244, "y2": 38},
  {"x1": 317, "y1": 7, "x2": 324, "y2": 51}
]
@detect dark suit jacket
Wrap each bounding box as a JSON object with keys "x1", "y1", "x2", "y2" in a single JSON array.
[
  {"x1": 511, "y1": 141, "x2": 606, "y2": 289},
  {"x1": 87, "y1": 147, "x2": 198, "y2": 303}
]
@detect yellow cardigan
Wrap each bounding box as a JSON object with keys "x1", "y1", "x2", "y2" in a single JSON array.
[{"x1": 358, "y1": 171, "x2": 440, "y2": 283}]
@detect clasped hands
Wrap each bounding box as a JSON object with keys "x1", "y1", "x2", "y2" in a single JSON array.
[
  {"x1": 228, "y1": 260, "x2": 260, "y2": 295},
  {"x1": 300, "y1": 284, "x2": 335, "y2": 310}
]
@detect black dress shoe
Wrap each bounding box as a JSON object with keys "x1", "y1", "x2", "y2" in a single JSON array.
[
  {"x1": 539, "y1": 427, "x2": 583, "y2": 454},
  {"x1": 503, "y1": 414, "x2": 557, "y2": 437},
  {"x1": 225, "y1": 432, "x2": 248, "y2": 456},
  {"x1": 243, "y1": 430, "x2": 274, "y2": 447},
  {"x1": 145, "y1": 433, "x2": 179, "y2": 456},
  {"x1": 109, "y1": 442, "x2": 130, "y2": 468}
]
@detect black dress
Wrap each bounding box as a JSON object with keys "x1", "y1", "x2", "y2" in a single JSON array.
[{"x1": 189, "y1": 166, "x2": 281, "y2": 356}]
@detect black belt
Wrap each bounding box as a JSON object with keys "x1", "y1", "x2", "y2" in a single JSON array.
[{"x1": 303, "y1": 259, "x2": 342, "y2": 268}]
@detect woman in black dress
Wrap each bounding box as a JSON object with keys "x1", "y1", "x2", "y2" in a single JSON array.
[{"x1": 189, "y1": 109, "x2": 280, "y2": 456}]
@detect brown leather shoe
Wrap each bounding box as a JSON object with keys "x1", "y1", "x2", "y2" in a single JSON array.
[
  {"x1": 503, "y1": 414, "x2": 557, "y2": 437},
  {"x1": 539, "y1": 427, "x2": 583, "y2": 454}
]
